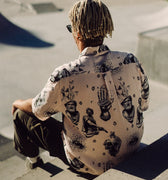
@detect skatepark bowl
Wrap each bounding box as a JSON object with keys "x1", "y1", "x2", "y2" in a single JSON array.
[{"x1": 0, "y1": 13, "x2": 54, "y2": 48}]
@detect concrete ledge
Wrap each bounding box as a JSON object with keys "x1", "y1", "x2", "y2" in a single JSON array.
[
  {"x1": 155, "y1": 169, "x2": 168, "y2": 180},
  {"x1": 15, "y1": 134, "x2": 168, "y2": 180},
  {"x1": 136, "y1": 26, "x2": 168, "y2": 85},
  {"x1": 95, "y1": 169, "x2": 143, "y2": 180},
  {"x1": 0, "y1": 156, "x2": 27, "y2": 180}
]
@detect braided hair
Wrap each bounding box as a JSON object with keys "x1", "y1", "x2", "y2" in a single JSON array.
[{"x1": 69, "y1": 0, "x2": 114, "y2": 43}]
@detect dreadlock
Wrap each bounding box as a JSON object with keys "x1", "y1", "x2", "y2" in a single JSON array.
[{"x1": 69, "y1": 0, "x2": 114, "y2": 43}]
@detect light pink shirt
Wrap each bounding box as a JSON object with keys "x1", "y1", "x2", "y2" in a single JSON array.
[{"x1": 32, "y1": 45, "x2": 149, "y2": 175}]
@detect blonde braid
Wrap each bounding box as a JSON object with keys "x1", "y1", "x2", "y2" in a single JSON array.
[{"x1": 69, "y1": 0, "x2": 114, "y2": 40}]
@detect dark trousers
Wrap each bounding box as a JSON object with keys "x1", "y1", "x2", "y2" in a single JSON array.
[{"x1": 13, "y1": 109, "x2": 68, "y2": 165}]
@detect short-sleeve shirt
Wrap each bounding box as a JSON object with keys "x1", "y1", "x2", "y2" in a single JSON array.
[{"x1": 32, "y1": 45, "x2": 149, "y2": 175}]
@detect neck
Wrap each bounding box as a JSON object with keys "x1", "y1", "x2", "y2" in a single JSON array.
[
  {"x1": 78, "y1": 40, "x2": 86, "y2": 52},
  {"x1": 78, "y1": 41, "x2": 103, "y2": 53},
  {"x1": 74, "y1": 32, "x2": 104, "y2": 52}
]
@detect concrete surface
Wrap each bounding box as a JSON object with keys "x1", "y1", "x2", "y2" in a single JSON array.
[
  {"x1": 137, "y1": 26, "x2": 168, "y2": 85},
  {"x1": 0, "y1": 0, "x2": 168, "y2": 179},
  {"x1": 96, "y1": 169, "x2": 143, "y2": 180},
  {"x1": 0, "y1": 156, "x2": 27, "y2": 180},
  {"x1": 0, "y1": 0, "x2": 160, "y2": 17},
  {"x1": 155, "y1": 170, "x2": 168, "y2": 180}
]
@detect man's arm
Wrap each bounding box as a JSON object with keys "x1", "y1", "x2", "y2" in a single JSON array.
[{"x1": 12, "y1": 98, "x2": 33, "y2": 115}]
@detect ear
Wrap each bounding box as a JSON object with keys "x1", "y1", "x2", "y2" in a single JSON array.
[{"x1": 77, "y1": 33, "x2": 82, "y2": 40}]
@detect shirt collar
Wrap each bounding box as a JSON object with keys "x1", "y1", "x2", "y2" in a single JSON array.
[{"x1": 80, "y1": 44, "x2": 110, "y2": 57}]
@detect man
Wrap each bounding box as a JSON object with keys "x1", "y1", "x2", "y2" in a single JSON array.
[{"x1": 12, "y1": 0, "x2": 149, "y2": 175}]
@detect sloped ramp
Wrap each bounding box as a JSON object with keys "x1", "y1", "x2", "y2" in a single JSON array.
[{"x1": 0, "y1": 13, "x2": 54, "y2": 48}]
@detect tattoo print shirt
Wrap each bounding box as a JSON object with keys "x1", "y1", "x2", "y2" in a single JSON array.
[{"x1": 32, "y1": 45, "x2": 149, "y2": 175}]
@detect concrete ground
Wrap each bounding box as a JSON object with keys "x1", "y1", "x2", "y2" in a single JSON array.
[{"x1": 0, "y1": 0, "x2": 168, "y2": 179}]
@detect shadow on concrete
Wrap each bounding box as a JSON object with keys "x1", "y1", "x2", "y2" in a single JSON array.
[
  {"x1": 68, "y1": 167, "x2": 98, "y2": 180},
  {"x1": 39, "y1": 161, "x2": 97, "y2": 179},
  {"x1": 115, "y1": 134, "x2": 168, "y2": 180},
  {"x1": 40, "y1": 162, "x2": 63, "y2": 177},
  {"x1": 0, "y1": 13, "x2": 54, "y2": 48},
  {"x1": 0, "y1": 134, "x2": 26, "y2": 161}
]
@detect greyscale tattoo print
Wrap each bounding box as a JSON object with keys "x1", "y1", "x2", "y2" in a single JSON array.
[
  {"x1": 116, "y1": 80, "x2": 135, "y2": 123},
  {"x1": 65, "y1": 101, "x2": 80, "y2": 125},
  {"x1": 124, "y1": 53, "x2": 146, "y2": 78},
  {"x1": 141, "y1": 76, "x2": 149, "y2": 100},
  {"x1": 121, "y1": 95, "x2": 135, "y2": 124},
  {"x1": 70, "y1": 134, "x2": 86, "y2": 152},
  {"x1": 50, "y1": 61, "x2": 86, "y2": 83},
  {"x1": 127, "y1": 134, "x2": 139, "y2": 146},
  {"x1": 61, "y1": 85, "x2": 78, "y2": 101},
  {"x1": 61, "y1": 84, "x2": 80, "y2": 125},
  {"x1": 97, "y1": 85, "x2": 113, "y2": 121},
  {"x1": 104, "y1": 132, "x2": 122, "y2": 157},
  {"x1": 69, "y1": 158, "x2": 85, "y2": 170},
  {"x1": 34, "y1": 91, "x2": 48, "y2": 108},
  {"x1": 136, "y1": 98, "x2": 144, "y2": 128},
  {"x1": 50, "y1": 68, "x2": 71, "y2": 83},
  {"x1": 82, "y1": 108, "x2": 108, "y2": 138},
  {"x1": 123, "y1": 53, "x2": 138, "y2": 65}
]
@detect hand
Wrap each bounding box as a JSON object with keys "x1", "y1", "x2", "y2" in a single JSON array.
[
  {"x1": 12, "y1": 99, "x2": 23, "y2": 115},
  {"x1": 12, "y1": 98, "x2": 33, "y2": 115},
  {"x1": 98, "y1": 85, "x2": 112, "y2": 112},
  {"x1": 98, "y1": 85, "x2": 112, "y2": 121}
]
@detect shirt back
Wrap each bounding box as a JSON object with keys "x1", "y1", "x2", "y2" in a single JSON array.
[{"x1": 32, "y1": 45, "x2": 149, "y2": 175}]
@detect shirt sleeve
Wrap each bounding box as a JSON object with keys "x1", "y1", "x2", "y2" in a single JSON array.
[
  {"x1": 32, "y1": 62, "x2": 73, "y2": 120},
  {"x1": 136, "y1": 59, "x2": 150, "y2": 112},
  {"x1": 123, "y1": 53, "x2": 150, "y2": 111},
  {"x1": 32, "y1": 69, "x2": 62, "y2": 121}
]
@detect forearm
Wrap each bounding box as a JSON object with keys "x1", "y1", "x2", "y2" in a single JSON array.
[{"x1": 12, "y1": 98, "x2": 33, "y2": 115}]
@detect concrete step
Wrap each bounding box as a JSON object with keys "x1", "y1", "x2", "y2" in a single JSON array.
[
  {"x1": 95, "y1": 169, "x2": 143, "y2": 180},
  {"x1": 8, "y1": 134, "x2": 168, "y2": 180},
  {"x1": 15, "y1": 152, "x2": 94, "y2": 180},
  {"x1": 0, "y1": 156, "x2": 27, "y2": 180},
  {"x1": 17, "y1": 163, "x2": 86, "y2": 180},
  {"x1": 155, "y1": 169, "x2": 168, "y2": 180},
  {"x1": 96, "y1": 133, "x2": 168, "y2": 180}
]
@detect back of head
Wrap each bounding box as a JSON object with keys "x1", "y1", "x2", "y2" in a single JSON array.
[{"x1": 69, "y1": 0, "x2": 114, "y2": 44}]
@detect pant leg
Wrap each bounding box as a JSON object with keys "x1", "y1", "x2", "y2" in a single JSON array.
[
  {"x1": 13, "y1": 109, "x2": 41, "y2": 157},
  {"x1": 13, "y1": 109, "x2": 68, "y2": 164}
]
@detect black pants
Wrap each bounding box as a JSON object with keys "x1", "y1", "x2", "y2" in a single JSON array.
[{"x1": 13, "y1": 109, "x2": 68, "y2": 165}]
